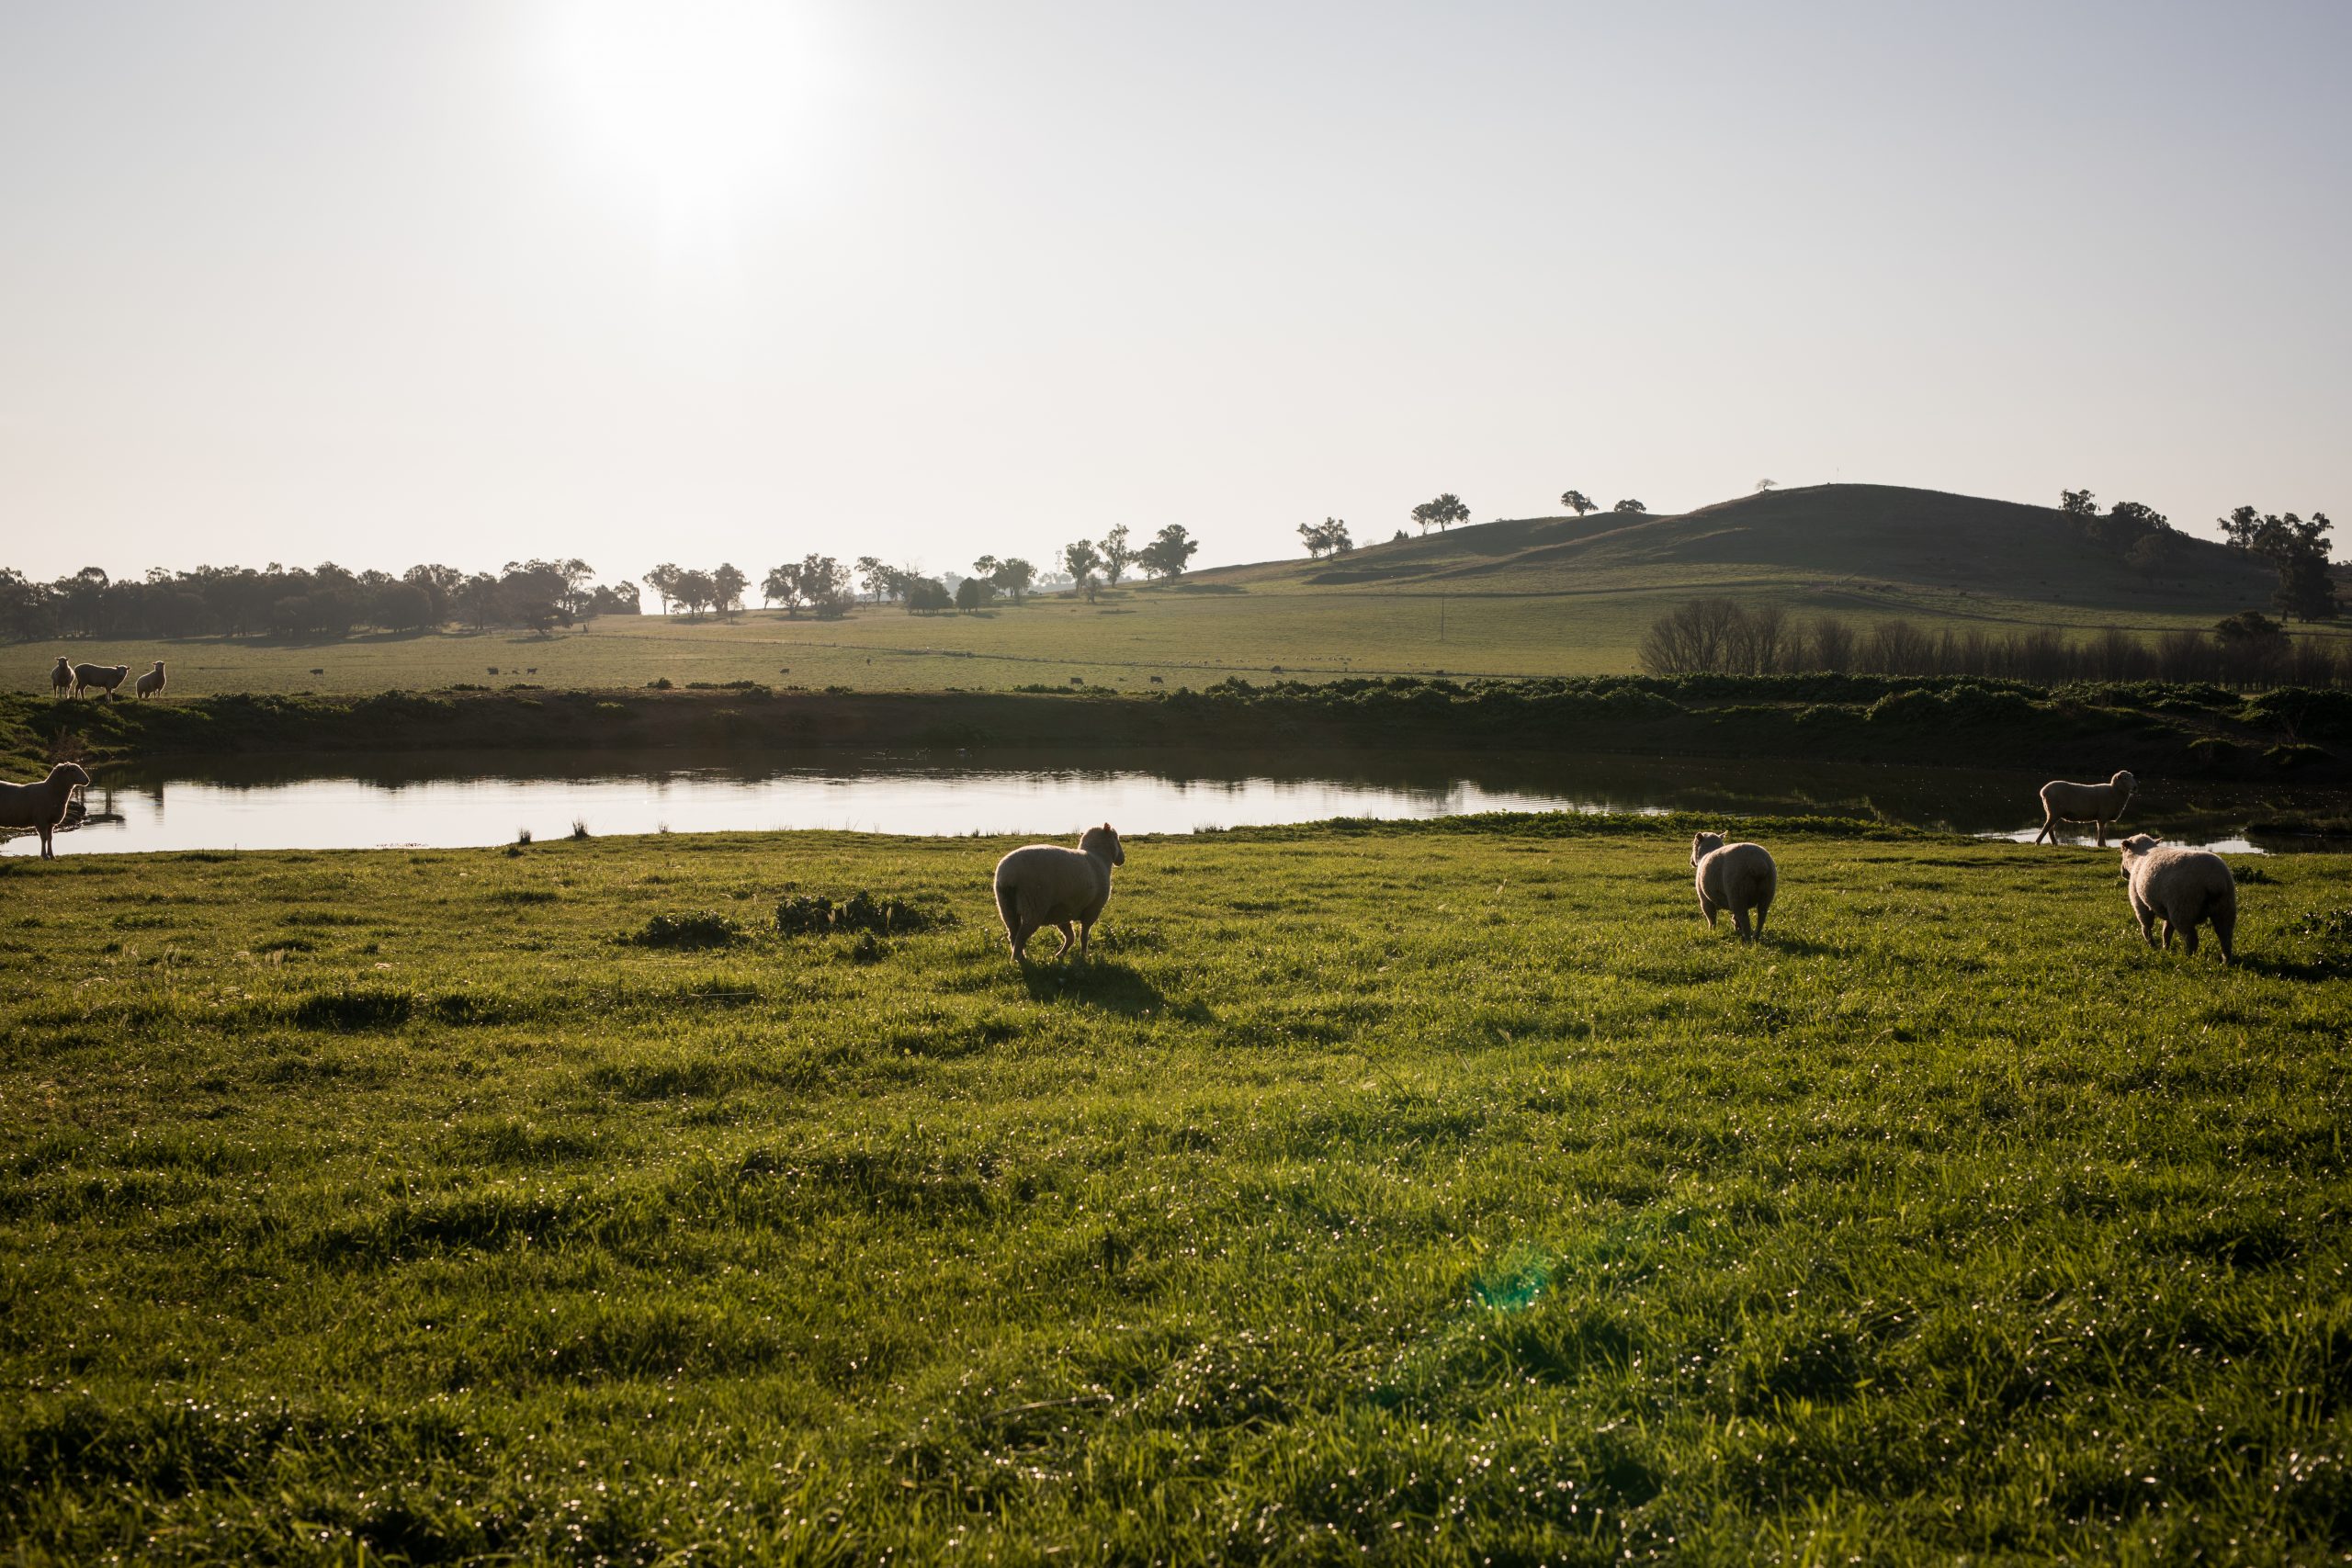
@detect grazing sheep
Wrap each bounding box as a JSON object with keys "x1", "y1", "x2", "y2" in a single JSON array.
[
  {"x1": 1691, "y1": 831, "x2": 1777, "y2": 941},
  {"x1": 70, "y1": 662, "x2": 129, "y2": 699},
  {"x1": 994, "y1": 823, "x2": 1125, "y2": 962},
  {"x1": 49, "y1": 657, "x2": 72, "y2": 697},
  {"x1": 2117, "y1": 834, "x2": 2236, "y2": 963},
  {"x1": 2034, "y1": 770, "x2": 2134, "y2": 847},
  {"x1": 134, "y1": 661, "x2": 166, "y2": 699},
  {"x1": 0, "y1": 762, "x2": 91, "y2": 860}
]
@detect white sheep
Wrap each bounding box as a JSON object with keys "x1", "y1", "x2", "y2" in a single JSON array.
[
  {"x1": 2116, "y1": 833, "x2": 2236, "y2": 963},
  {"x1": 994, "y1": 823, "x2": 1125, "y2": 962},
  {"x1": 70, "y1": 662, "x2": 130, "y2": 700},
  {"x1": 1691, "y1": 831, "x2": 1776, "y2": 941},
  {"x1": 49, "y1": 657, "x2": 72, "y2": 698},
  {"x1": 2034, "y1": 770, "x2": 2134, "y2": 846},
  {"x1": 134, "y1": 661, "x2": 166, "y2": 699},
  {"x1": 0, "y1": 762, "x2": 92, "y2": 860}
]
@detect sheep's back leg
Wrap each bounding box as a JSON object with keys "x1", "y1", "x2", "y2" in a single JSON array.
[
  {"x1": 2131, "y1": 896, "x2": 2156, "y2": 949},
  {"x1": 1697, "y1": 893, "x2": 1717, "y2": 925},
  {"x1": 2214, "y1": 910, "x2": 2234, "y2": 964},
  {"x1": 1049, "y1": 920, "x2": 1075, "y2": 957},
  {"x1": 2177, "y1": 919, "x2": 2199, "y2": 955},
  {"x1": 2095, "y1": 818, "x2": 2109, "y2": 848},
  {"x1": 1732, "y1": 906, "x2": 1752, "y2": 940}
]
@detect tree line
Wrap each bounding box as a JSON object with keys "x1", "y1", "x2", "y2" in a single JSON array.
[
  {"x1": 1639, "y1": 597, "x2": 2351, "y2": 688},
  {"x1": 0, "y1": 558, "x2": 635, "y2": 641}
]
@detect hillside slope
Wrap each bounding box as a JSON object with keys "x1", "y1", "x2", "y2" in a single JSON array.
[{"x1": 1196, "y1": 484, "x2": 2277, "y2": 615}]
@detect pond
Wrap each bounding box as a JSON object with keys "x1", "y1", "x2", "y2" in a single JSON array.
[{"x1": 10, "y1": 746, "x2": 2346, "y2": 856}]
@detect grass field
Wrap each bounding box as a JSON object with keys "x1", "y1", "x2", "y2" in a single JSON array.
[
  {"x1": 9, "y1": 581, "x2": 2333, "y2": 704},
  {"x1": 10, "y1": 487, "x2": 2335, "y2": 700},
  {"x1": 6, "y1": 818, "x2": 2351, "y2": 1562}
]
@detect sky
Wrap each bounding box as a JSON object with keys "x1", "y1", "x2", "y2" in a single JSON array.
[{"x1": 3, "y1": 0, "x2": 2347, "y2": 585}]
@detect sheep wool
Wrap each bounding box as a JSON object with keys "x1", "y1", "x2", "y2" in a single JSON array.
[
  {"x1": 70, "y1": 662, "x2": 130, "y2": 699},
  {"x1": 2117, "y1": 833, "x2": 2236, "y2": 963},
  {"x1": 134, "y1": 661, "x2": 166, "y2": 699},
  {"x1": 2035, "y1": 770, "x2": 2135, "y2": 847},
  {"x1": 994, "y1": 823, "x2": 1125, "y2": 962},
  {"x1": 0, "y1": 762, "x2": 92, "y2": 860},
  {"x1": 49, "y1": 658, "x2": 71, "y2": 697},
  {"x1": 1691, "y1": 832, "x2": 1777, "y2": 941}
]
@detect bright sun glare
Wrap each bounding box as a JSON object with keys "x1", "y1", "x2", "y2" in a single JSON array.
[{"x1": 539, "y1": 1, "x2": 830, "y2": 238}]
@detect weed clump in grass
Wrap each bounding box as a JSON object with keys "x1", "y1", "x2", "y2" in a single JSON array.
[
  {"x1": 775, "y1": 891, "x2": 949, "y2": 937},
  {"x1": 571, "y1": 818, "x2": 591, "y2": 840},
  {"x1": 647, "y1": 676, "x2": 673, "y2": 690},
  {"x1": 631, "y1": 910, "x2": 744, "y2": 949}
]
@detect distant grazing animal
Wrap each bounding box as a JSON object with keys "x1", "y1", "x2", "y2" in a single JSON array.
[
  {"x1": 1691, "y1": 831, "x2": 1777, "y2": 941},
  {"x1": 49, "y1": 658, "x2": 71, "y2": 697},
  {"x1": 1148, "y1": 675, "x2": 1165, "y2": 684},
  {"x1": 993, "y1": 823, "x2": 1125, "y2": 963},
  {"x1": 70, "y1": 662, "x2": 129, "y2": 699},
  {"x1": 133, "y1": 661, "x2": 166, "y2": 699},
  {"x1": 0, "y1": 761, "x2": 91, "y2": 860},
  {"x1": 2117, "y1": 834, "x2": 2235, "y2": 963},
  {"x1": 2034, "y1": 770, "x2": 2134, "y2": 847},
  {"x1": 488, "y1": 667, "x2": 500, "y2": 675},
  {"x1": 308, "y1": 667, "x2": 323, "y2": 676}
]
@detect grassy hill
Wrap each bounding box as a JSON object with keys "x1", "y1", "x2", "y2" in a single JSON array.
[
  {"x1": 4, "y1": 487, "x2": 2316, "y2": 699},
  {"x1": 1198, "y1": 483, "x2": 2278, "y2": 613}
]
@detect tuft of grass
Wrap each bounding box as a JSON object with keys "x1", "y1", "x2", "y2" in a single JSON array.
[{"x1": 629, "y1": 909, "x2": 744, "y2": 949}]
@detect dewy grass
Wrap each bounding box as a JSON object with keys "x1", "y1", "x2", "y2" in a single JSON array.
[{"x1": 3, "y1": 820, "x2": 2351, "y2": 1562}]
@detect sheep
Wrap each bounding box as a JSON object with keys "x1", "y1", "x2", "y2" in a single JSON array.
[
  {"x1": 49, "y1": 657, "x2": 72, "y2": 697},
  {"x1": 994, "y1": 823, "x2": 1125, "y2": 963},
  {"x1": 134, "y1": 661, "x2": 166, "y2": 699},
  {"x1": 2116, "y1": 833, "x2": 2235, "y2": 963},
  {"x1": 2034, "y1": 770, "x2": 2134, "y2": 847},
  {"x1": 0, "y1": 762, "x2": 92, "y2": 860},
  {"x1": 1691, "y1": 831, "x2": 1776, "y2": 941},
  {"x1": 70, "y1": 662, "x2": 129, "y2": 700}
]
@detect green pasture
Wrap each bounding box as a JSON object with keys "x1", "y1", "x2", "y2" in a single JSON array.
[
  {"x1": 7, "y1": 580, "x2": 2323, "y2": 700},
  {"x1": 5, "y1": 818, "x2": 2350, "y2": 1562}
]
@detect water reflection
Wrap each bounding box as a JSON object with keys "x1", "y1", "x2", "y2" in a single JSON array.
[{"x1": 9, "y1": 746, "x2": 2348, "y2": 855}]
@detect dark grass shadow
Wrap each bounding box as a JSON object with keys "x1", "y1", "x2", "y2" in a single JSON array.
[
  {"x1": 2233, "y1": 951, "x2": 2347, "y2": 983},
  {"x1": 1017, "y1": 958, "x2": 1205, "y2": 1020},
  {"x1": 1702, "y1": 931, "x2": 1841, "y2": 958}
]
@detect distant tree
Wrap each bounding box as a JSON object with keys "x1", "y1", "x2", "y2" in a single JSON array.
[
  {"x1": 763, "y1": 561, "x2": 808, "y2": 615},
  {"x1": 954, "y1": 575, "x2": 994, "y2": 612},
  {"x1": 644, "y1": 562, "x2": 683, "y2": 616},
  {"x1": 1559, "y1": 490, "x2": 1596, "y2": 516},
  {"x1": 904, "y1": 577, "x2": 953, "y2": 614},
  {"x1": 497, "y1": 560, "x2": 570, "y2": 631},
  {"x1": 2107, "y1": 501, "x2": 2168, "y2": 531},
  {"x1": 970, "y1": 555, "x2": 1001, "y2": 587},
  {"x1": 2060, "y1": 489, "x2": 2098, "y2": 517},
  {"x1": 708, "y1": 563, "x2": 747, "y2": 620},
  {"x1": 2220, "y1": 506, "x2": 2338, "y2": 621},
  {"x1": 1062, "y1": 539, "x2": 1103, "y2": 602},
  {"x1": 1612, "y1": 499, "x2": 1646, "y2": 513},
  {"x1": 854, "y1": 556, "x2": 892, "y2": 604},
  {"x1": 589, "y1": 581, "x2": 641, "y2": 615},
  {"x1": 403, "y1": 563, "x2": 464, "y2": 625},
  {"x1": 1137, "y1": 524, "x2": 1199, "y2": 581},
  {"x1": 456, "y1": 572, "x2": 502, "y2": 631},
  {"x1": 1297, "y1": 517, "x2": 1352, "y2": 558},
  {"x1": 673, "y1": 569, "x2": 717, "y2": 619},
  {"x1": 991, "y1": 558, "x2": 1036, "y2": 603},
  {"x1": 1756, "y1": 479, "x2": 1777, "y2": 493},
  {"x1": 1411, "y1": 493, "x2": 1470, "y2": 534},
  {"x1": 801, "y1": 555, "x2": 853, "y2": 617},
  {"x1": 1391, "y1": 528, "x2": 1409, "y2": 542},
  {"x1": 1099, "y1": 525, "x2": 1136, "y2": 586}
]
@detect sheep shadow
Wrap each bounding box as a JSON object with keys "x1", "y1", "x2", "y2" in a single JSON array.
[
  {"x1": 1016, "y1": 959, "x2": 1202, "y2": 1021},
  {"x1": 1701, "y1": 931, "x2": 1839, "y2": 957},
  {"x1": 2233, "y1": 951, "x2": 2345, "y2": 983}
]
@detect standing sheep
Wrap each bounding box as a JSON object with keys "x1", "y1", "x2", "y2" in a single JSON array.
[
  {"x1": 2116, "y1": 833, "x2": 2236, "y2": 963},
  {"x1": 49, "y1": 657, "x2": 72, "y2": 697},
  {"x1": 70, "y1": 662, "x2": 130, "y2": 700},
  {"x1": 994, "y1": 823, "x2": 1125, "y2": 963},
  {"x1": 1691, "y1": 831, "x2": 1777, "y2": 941},
  {"x1": 134, "y1": 661, "x2": 167, "y2": 699},
  {"x1": 0, "y1": 762, "x2": 92, "y2": 860},
  {"x1": 2033, "y1": 770, "x2": 2134, "y2": 846}
]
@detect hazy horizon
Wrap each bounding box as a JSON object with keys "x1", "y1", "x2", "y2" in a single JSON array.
[{"x1": 5, "y1": 0, "x2": 2347, "y2": 584}]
